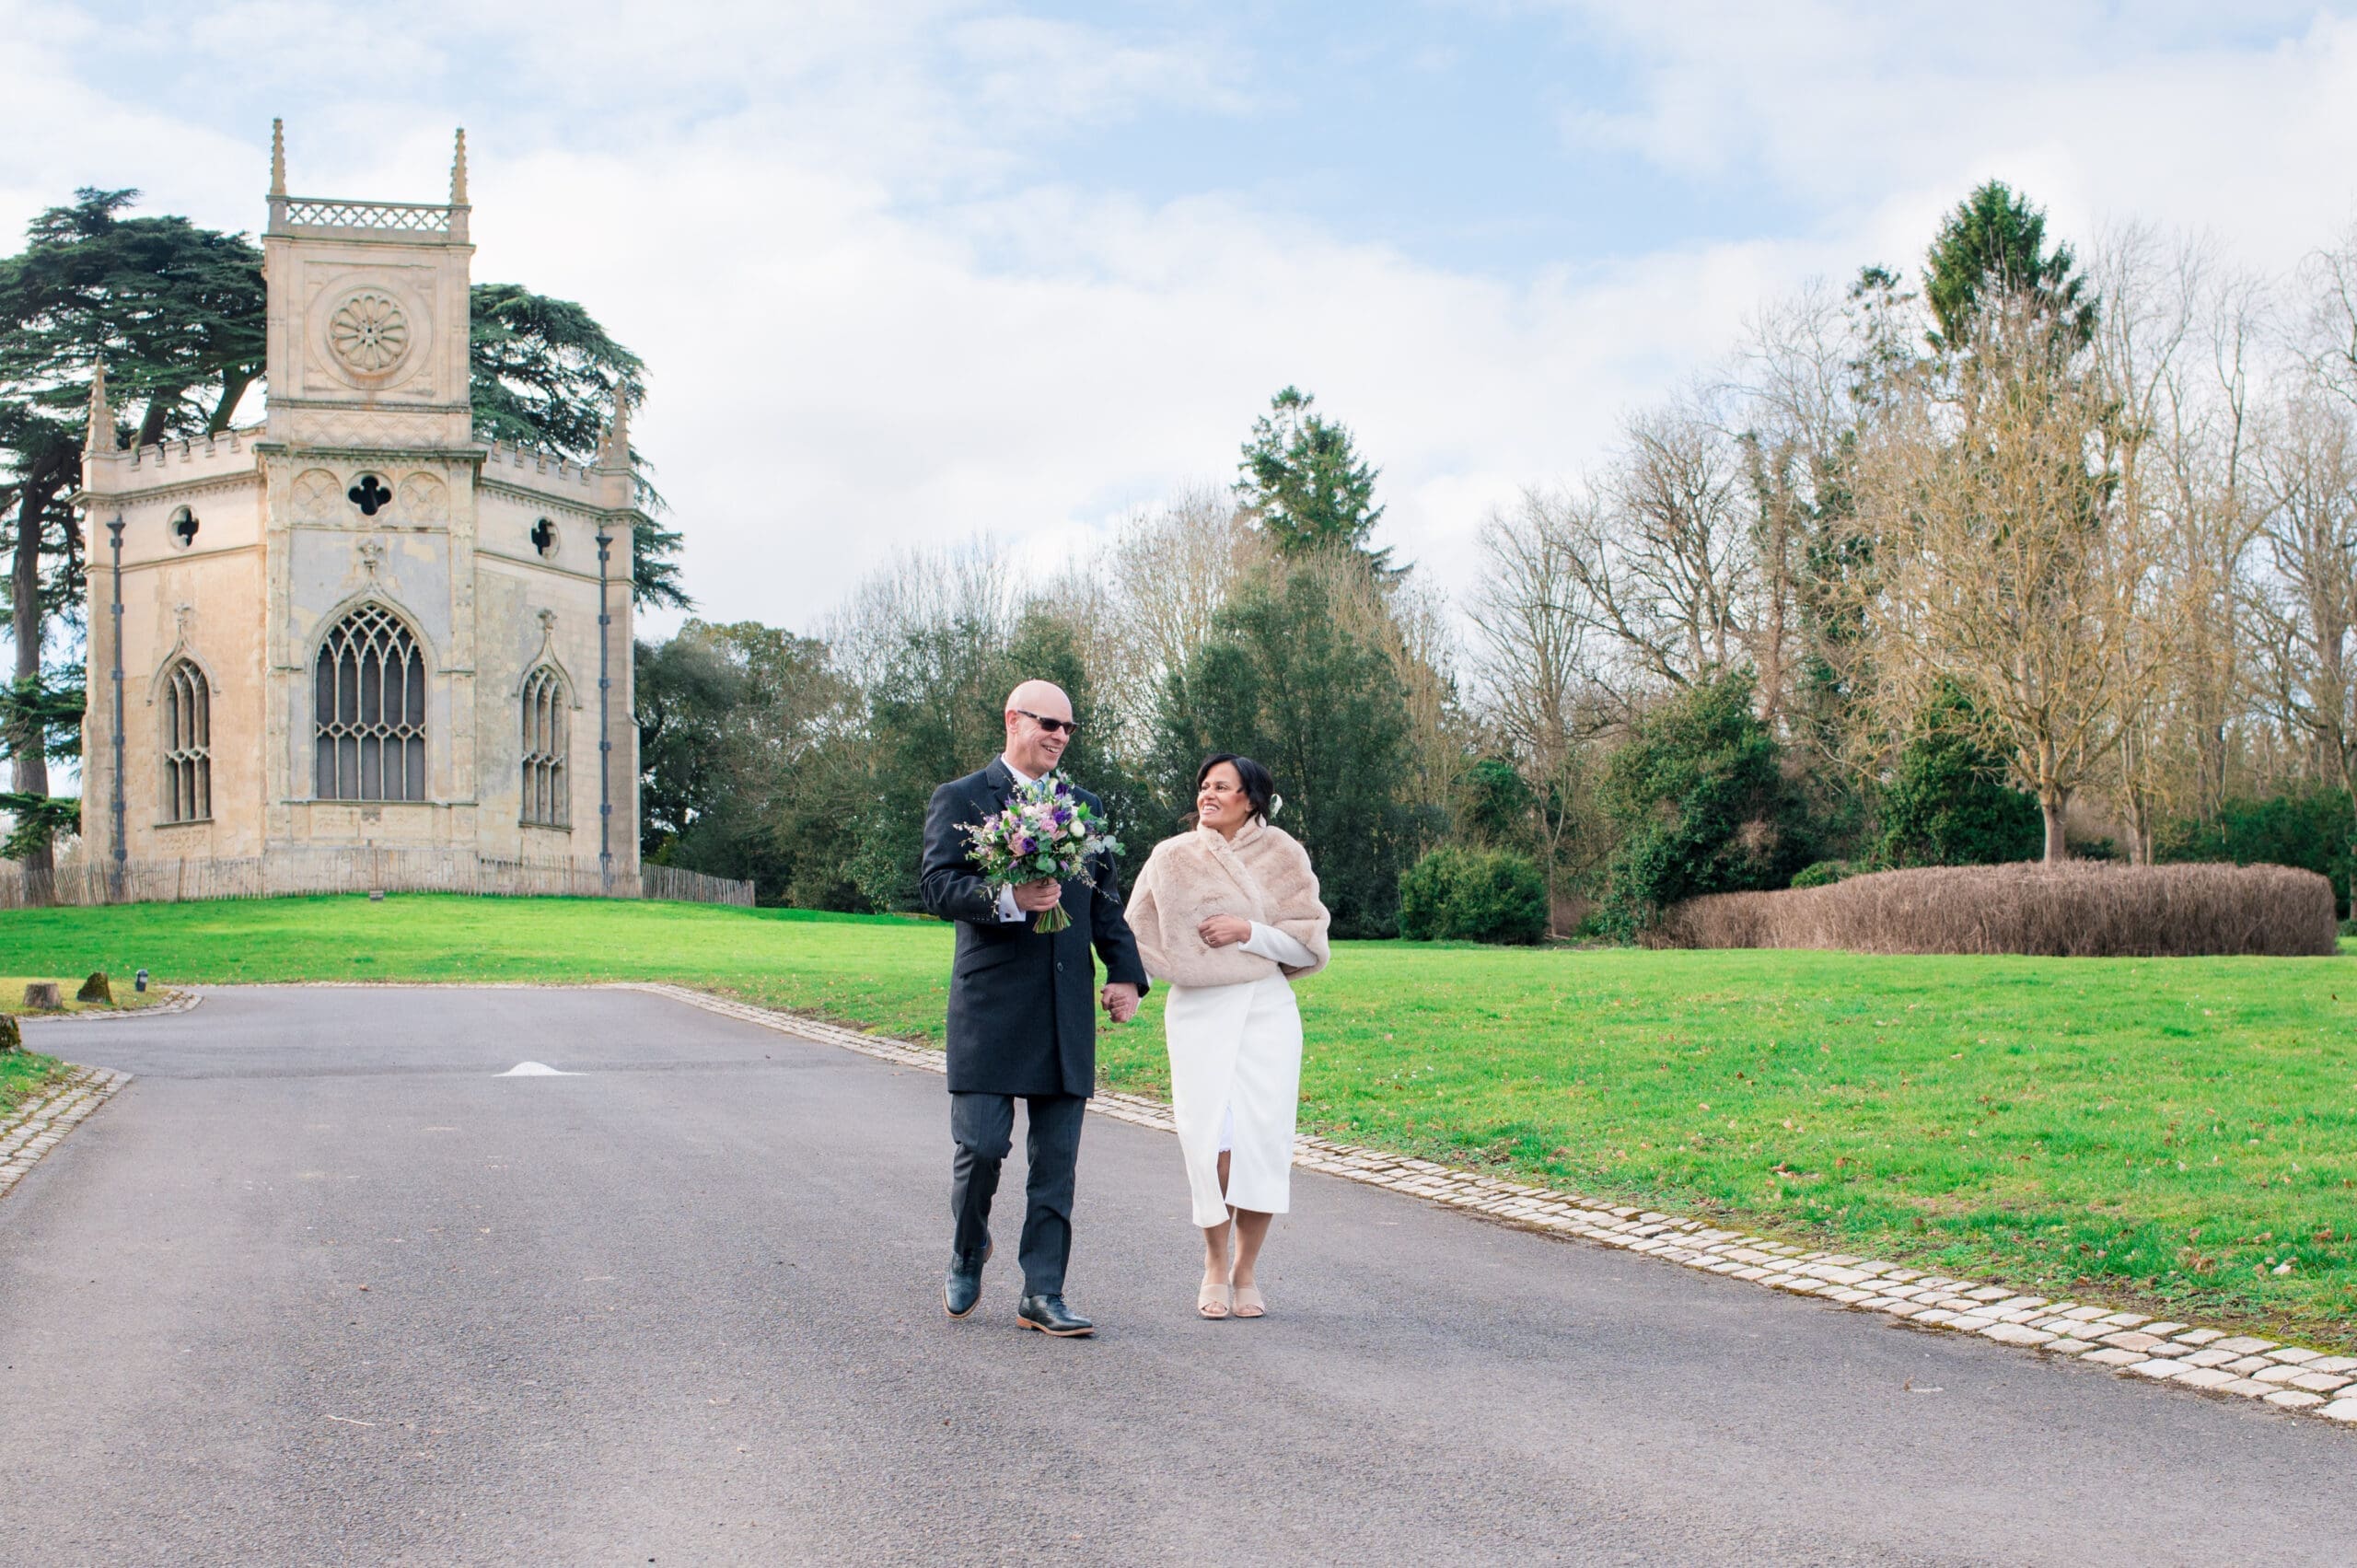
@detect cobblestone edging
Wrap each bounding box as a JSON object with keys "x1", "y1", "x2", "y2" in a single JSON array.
[
  {"x1": 13, "y1": 988, "x2": 203, "y2": 1027},
  {"x1": 622, "y1": 982, "x2": 2357, "y2": 1434},
  {"x1": 0, "y1": 1064, "x2": 134, "y2": 1201}
]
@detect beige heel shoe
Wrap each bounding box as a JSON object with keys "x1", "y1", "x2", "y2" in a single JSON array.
[
  {"x1": 1198, "y1": 1281, "x2": 1233, "y2": 1319},
  {"x1": 1232, "y1": 1284, "x2": 1266, "y2": 1318}
]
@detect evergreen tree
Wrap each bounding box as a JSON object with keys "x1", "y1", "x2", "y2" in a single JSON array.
[
  {"x1": 1922, "y1": 180, "x2": 2097, "y2": 353},
  {"x1": 1596, "y1": 669, "x2": 1817, "y2": 936},
  {"x1": 1155, "y1": 559, "x2": 1427, "y2": 935},
  {"x1": 1236, "y1": 386, "x2": 1396, "y2": 574},
  {"x1": 0, "y1": 189, "x2": 267, "y2": 872},
  {"x1": 1876, "y1": 682, "x2": 2045, "y2": 867},
  {"x1": 846, "y1": 609, "x2": 1138, "y2": 913},
  {"x1": 635, "y1": 620, "x2": 854, "y2": 906},
  {"x1": 470, "y1": 281, "x2": 686, "y2": 610}
]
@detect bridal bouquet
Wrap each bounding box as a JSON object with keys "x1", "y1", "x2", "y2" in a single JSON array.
[{"x1": 964, "y1": 773, "x2": 1123, "y2": 933}]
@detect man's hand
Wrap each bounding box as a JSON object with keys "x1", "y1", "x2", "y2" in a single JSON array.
[
  {"x1": 1013, "y1": 878, "x2": 1062, "y2": 913},
  {"x1": 1101, "y1": 982, "x2": 1141, "y2": 1024},
  {"x1": 1199, "y1": 914, "x2": 1253, "y2": 948}
]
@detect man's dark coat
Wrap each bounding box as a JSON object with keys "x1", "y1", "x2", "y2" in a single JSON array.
[{"x1": 921, "y1": 758, "x2": 1150, "y2": 1098}]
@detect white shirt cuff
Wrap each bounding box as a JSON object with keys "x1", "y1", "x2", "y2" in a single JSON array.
[
  {"x1": 994, "y1": 885, "x2": 1023, "y2": 923},
  {"x1": 1241, "y1": 920, "x2": 1316, "y2": 967}
]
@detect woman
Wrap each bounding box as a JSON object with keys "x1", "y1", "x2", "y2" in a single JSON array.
[{"x1": 1125, "y1": 754, "x2": 1330, "y2": 1319}]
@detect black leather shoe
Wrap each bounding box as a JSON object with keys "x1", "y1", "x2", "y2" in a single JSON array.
[
  {"x1": 945, "y1": 1242, "x2": 990, "y2": 1319},
  {"x1": 1016, "y1": 1293, "x2": 1095, "y2": 1338}
]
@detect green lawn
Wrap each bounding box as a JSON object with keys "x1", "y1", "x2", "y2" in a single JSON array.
[
  {"x1": 1, "y1": 1049, "x2": 65, "y2": 1117},
  {"x1": 4, "y1": 895, "x2": 2353, "y2": 1345}
]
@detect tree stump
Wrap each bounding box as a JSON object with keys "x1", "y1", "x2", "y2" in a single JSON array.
[
  {"x1": 0, "y1": 1015, "x2": 19, "y2": 1053},
  {"x1": 21, "y1": 981, "x2": 63, "y2": 1011},
  {"x1": 76, "y1": 971, "x2": 112, "y2": 1005}
]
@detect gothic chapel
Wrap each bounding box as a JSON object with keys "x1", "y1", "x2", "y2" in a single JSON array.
[{"x1": 76, "y1": 125, "x2": 640, "y2": 887}]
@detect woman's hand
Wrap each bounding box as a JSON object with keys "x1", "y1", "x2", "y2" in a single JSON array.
[{"x1": 1199, "y1": 914, "x2": 1254, "y2": 948}]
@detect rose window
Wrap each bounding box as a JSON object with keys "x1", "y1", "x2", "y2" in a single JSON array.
[{"x1": 328, "y1": 291, "x2": 411, "y2": 375}]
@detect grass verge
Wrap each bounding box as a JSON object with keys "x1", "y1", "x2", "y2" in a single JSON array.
[
  {"x1": 2, "y1": 894, "x2": 2352, "y2": 1344},
  {"x1": 1, "y1": 1049, "x2": 67, "y2": 1119},
  {"x1": 0, "y1": 975, "x2": 177, "y2": 1018}
]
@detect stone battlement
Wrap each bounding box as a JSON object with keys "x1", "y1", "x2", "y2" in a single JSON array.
[
  {"x1": 86, "y1": 425, "x2": 262, "y2": 494},
  {"x1": 480, "y1": 439, "x2": 624, "y2": 506}
]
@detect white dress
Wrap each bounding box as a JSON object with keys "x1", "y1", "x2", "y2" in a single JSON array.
[{"x1": 1165, "y1": 921, "x2": 1318, "y2": 1228}]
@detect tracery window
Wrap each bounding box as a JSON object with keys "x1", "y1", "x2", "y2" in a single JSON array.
[
  {"x1": 519, "y1": 666, "x2": 568, "y2": 827},
  {"x1": 160, "y1": 657, "x2": 211, "y2": 822},
  {"x1": 314, "y1": 604, "x2": 426, "y2": 801}
]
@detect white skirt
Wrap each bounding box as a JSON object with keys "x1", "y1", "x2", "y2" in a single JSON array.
[{"x1": 1164, "y1": 972, "x2": 1303, "y2": 1228}]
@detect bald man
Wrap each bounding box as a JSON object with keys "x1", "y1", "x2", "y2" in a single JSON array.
[{"x1": 918, "y1": 679, "x2": 1148, "y2": 1337}]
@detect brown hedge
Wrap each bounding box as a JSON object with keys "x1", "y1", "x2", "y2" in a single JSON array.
[{"x1": 1653, "y1": 862, "x2": 2341, "y2": 958}]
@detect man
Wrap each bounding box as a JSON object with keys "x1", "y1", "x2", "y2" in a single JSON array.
[{"x1": 920, "y1": 679, "x2": 1147, "y2": 1338}]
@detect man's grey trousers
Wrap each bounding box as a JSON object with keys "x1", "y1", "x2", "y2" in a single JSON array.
[{"x1": 949, "y1": 1090, "x2": 1086, "y2": 1296}]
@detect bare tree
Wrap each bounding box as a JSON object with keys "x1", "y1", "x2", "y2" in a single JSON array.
[
  {"x1": 826, "y1": 535, "x2": 1025, "y2": 697},
  {"x1": 2248, "y1": 390, "x2": 2357, "y2": 794},
  {"x1": 1471, "y1": 494, "x2": 1613, "y2": 926},
  {"x1": 1730, "y1": 280, "x2": 1858, "y2": 732},
  {"x1": 2247, "y1": 224, "x2": 2357, "y2": 797},
  {"x1": 2089, "y1": 225, "x2": 2238, "y2": 861},
  {"x1": 1067, "y1": 486, "x2": 1269, "y2": 744},
  {"x1": 1596, "y1": 392, "x2": 1757, "y2": 685},
  {"x1": 1856, "y1": 292, "x2": 2151, "y2": 861},
  {"x1": 1516, "y1": 394, "x2": 1759, "y2": 705}
]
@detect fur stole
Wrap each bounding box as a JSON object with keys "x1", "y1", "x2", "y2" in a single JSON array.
[{"x1": 1127, "y1": 819, "x2": 1331, "y2": 989}]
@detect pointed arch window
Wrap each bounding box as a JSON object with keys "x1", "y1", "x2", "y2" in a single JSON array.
[
  {"x1": 160, "y1": 657, "x2": 211, "y2": 822},
  {"x1": 314, "y1": 604, "x2": 426, "y2": 801},
  {"x1": 520, "y1": 666, "x2": 568, "y2": 827}
]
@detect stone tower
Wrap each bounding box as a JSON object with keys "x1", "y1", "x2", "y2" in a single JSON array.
[{"x1": 77, "y1": 123, "x2": 640, "y2": 889}]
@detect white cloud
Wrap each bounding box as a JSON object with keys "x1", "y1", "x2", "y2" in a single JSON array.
[
  {"x1": 1550, "y1": 0, "x2": 2357, "y2": 271},
  {"x1": 10, "y1": 0, "x2": 2357, "y2": 643}
]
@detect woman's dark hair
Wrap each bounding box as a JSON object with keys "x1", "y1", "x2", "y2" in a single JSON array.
[{"x1": 1195, "y1": 753, "x2": 1275, "y2": 821}]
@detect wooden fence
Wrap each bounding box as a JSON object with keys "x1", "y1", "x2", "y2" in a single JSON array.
[{"x1": 0, "y1": 849, "x2": 753, "y2": 911}]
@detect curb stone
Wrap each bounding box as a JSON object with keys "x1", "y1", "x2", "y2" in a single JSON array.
[
  {"x1": 618, "y1": 981, "x2": 2357, "y2": 1435},
  {"x1": 0, "y1": 1064, "x2": 134, "y2": 1200},
  {"x1": 13, "y1": 989, "x2": 202, "y2": 1026}
]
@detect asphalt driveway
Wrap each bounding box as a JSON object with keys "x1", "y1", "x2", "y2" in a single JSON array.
[{"x1": 2, "y1": 986, "x2": 2350, "y2": 1565}]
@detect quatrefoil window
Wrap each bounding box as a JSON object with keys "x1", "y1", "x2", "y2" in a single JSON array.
[
  {"x1": 530, "y1": 517, "x2": 557, "y2": 558},
  {"x1": 328, "y1": 290, "x2": 411, "y2": 375},
  {"x1": 349, "y1": 474, "x2": 392, "y2": 516}
]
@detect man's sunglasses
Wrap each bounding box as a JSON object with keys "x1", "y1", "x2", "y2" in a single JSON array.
[{"x1": 1015, "y1": 709, "x2": 1082, "y2": 736}]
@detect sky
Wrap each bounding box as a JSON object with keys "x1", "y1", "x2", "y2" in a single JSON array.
[{"x1": 9, "y1": 0, "x2": 2357, "y2": 640}]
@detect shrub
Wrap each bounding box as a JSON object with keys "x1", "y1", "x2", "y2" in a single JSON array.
[
  {"x1": 1876, "y1": 684, "x2": 2043, "y2": 868},
  {"x1": 1653, "y1": 862, "x2": 2340, "y2": 958},
  {"x1": 1788, "y1": 859, "x2": 1857, "y2": 889},
  {"x1": 2159, "y1": 788, "x2": 2354, "y2": 917},
  {"x1": 1399, "y1": 845, "x2": 1550, "y2": 944},
  {"x1": 1596, "y1": 670, "x2": 1817, "y2": 937}
]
